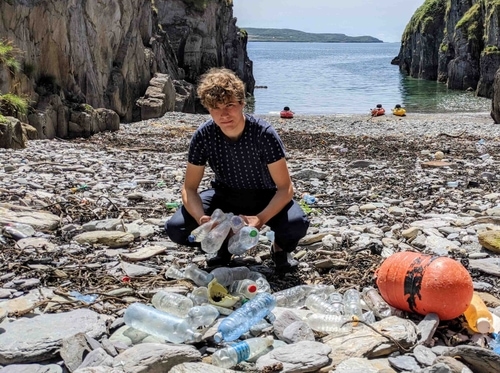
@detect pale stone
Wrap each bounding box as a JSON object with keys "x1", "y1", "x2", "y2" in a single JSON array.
[
  {"x1": 478, "y1": 230, "x2": 500, "y2": 253},
  {"x1": 73, "y1": 231, "x2": 135, "y2": 248},
  {"x1": 120, "y1": 245, "x2": 167, "y2": 261}
]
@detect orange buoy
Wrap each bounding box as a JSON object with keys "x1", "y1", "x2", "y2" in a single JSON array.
[{"x1": 375, "y1": 252, "x2": 473, "y2": 320}]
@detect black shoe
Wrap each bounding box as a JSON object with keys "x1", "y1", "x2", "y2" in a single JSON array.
[
  {"x1": 206, "y1": 245, "x2": 232, "y2": 267},
  {"x1": 271, "y1": 250, "x2": 298, "y2": 273}
]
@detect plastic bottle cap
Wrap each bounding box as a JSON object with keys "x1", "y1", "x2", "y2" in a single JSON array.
[
  {"x1": 476, "y1": 317, "x2": 491, "y2": 334},
  {"x1": 247, "y1": 284, "x2": 257, "y2": 293},
  {"x1": 249, "y1": 230, "x2": 258, "y2": 237}
]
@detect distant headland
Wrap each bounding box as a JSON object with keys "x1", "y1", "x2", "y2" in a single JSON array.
[{"x1": 241, "y1": 27, "x2": 383, "y2": 43}]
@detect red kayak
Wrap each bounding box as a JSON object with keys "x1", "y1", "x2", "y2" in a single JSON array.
[
  {"x1": 371, "y1": 108, "x2": 385, "y2": 117},
  {"x1": 280, "y1": 110, "x2": 294, "y2": 118}
]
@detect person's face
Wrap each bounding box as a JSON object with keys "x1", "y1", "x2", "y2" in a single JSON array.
[{"x1": 208, "y1": 100, "x2": 245, "y2": 139}]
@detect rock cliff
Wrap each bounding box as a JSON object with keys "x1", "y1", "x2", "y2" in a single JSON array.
[
  {"x1": 0, "y1": 0, "x2": 254, "y2": 142},
  {"x1": 394, "y1": 0, "x2": 500, "y2": 121}
]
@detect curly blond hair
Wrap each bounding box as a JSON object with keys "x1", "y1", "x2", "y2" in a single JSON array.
[{"x1": 197, "y1": 67, "x2": 246, "y2": 109}]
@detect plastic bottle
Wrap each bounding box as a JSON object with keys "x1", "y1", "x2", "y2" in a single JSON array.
[
  {"x1": 188, "y1": 286, "x2": 209, "y2": 305},
  {"x1": 201, "y1": 213, "x2": 234, "y2": 253},
  {"x1": 2, "y1": 222, "x2": 35, "y2": 239},
  {"x1": 164, "y1": 265, "x2": 185, "y2": 280},
  {"x1": 476, "y1": 139, "x2": 487, "y2": 154},
  {"x1": 489, "y1": 332, "x2": 500, "y2": 354},
  {"x1": 229, "y1": 215, "x2": 246, "y2": 232},
  {"x1": 327, "y1": 292, "x2": 345, "y2": 315},
  {"x1": 229, "y1": 279, "x2": 258, "y2": 299},
  {"x1": 211, "y1": 266, "x2": 251, "y2": 287},
  {"x1": 212, "y1": 336, "x2": 274, "y2": 369},
  {"x1": 273, "y1": 284, "x2": 335, "y2": 308},
  {"x1": 186, "y1": 305, "x2": 219, "y2": 328},
  {"x1": 305, "y1": 313, "x2": 352, "y2": 333},
  {"x1": 123, "y1": 302, "x2": 202, "y2": 343},
  {"x1": 362, "y1": 287, "x2": 392, "y2": 319},
  {"x1": 188, "y1": 208, "x2": 226, "y2": 243},
  {"x1": 151, "y1": 290, "x2": 193, "y2": 317},
  {"x1": 302, "y1": 193, "x2": 316, "y2": 205},
  {"x1": 463, "y1": 292, "x2": 493, "y2": 334},
  {"x1": 228, "y1": 226, "x2": 260, "y2": 255},
  {"x1": 248, "y1": 271, "x2": 271, "y2": 293},
  {"x1": 214, "y1": 292, "x2": 277, "y2": 342},
  {"x1": 305, "y1": 294, "x2": 338, "y2": 314},
  {"x1": 184, "y1": 264, "x2": 215, "y2": 287},
  {"x1": 343, "y1": 289, "x2": 364, "y2": 321}
]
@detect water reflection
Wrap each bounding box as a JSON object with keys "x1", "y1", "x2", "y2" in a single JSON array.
[{"x1": 399, "y1": 75, "x2": 491, "y2": 113}]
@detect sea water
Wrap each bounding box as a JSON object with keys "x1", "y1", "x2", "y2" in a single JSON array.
[{"x1": 246, "y1": 42, "x2": 490, "y2": 115}]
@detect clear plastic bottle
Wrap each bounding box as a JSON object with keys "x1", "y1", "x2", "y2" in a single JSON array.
[
  {"x1": 212, "y1": 336, "x2": 274, "y2": 369},
  {"x1": 184, "y1": 264, "x2": 215, "y2": 287},
  {"x1": 230, "y1": 215, "x2": 246, "y2": 232},
  {"x1": 489, "y1": 332, "x2": 500, "y2": 354},
  {"x1": 343, "y1": 289, "x2": 364, "y2": 321},
  {"x1": 188, "y1": 208, "x2": 226, "y2": 243},
  {"x1": 327, "y1": 292, "x2": 345, "y2": 315},
  {"x1": 248, "y1": 271, "x2": 271, "y2": 293},
  {"x1": 273, "y1": 285, "x2": 314, "y2": 308},
  {"x1": 228, "y1": 226, "x2": 260, "y2": 255},
  {"x1": 201, "y1": 213, "x2": 234, "y2": 253},
  {"x1": 229, "y1": 279, "x2": 258, "y2": 299},
  {"x1": 164, "y1": 265, "x2": 185, "y2": 280},
  {"x1": 211, "y1": 266, "x2": 251, "y2": 287},
  {"x1": 305, "y1": 313, "x2": 352, "y2": 333},
  {"x1": 305, "y1": 294, "x2": 337, "y2": 314},
  {"x1": 188, "y1": 286, "x2": 209, "y2": 305},
  {"x1": 463, "y1": 292, "x2": 493, "y2": 334},
  {"x1": 362, "y1": 287, "x2": 392, "y2": 319},
  {"x1": 151, "y1": 290, "x2": 193, "y2": 317},
  {"x1": 186, "y1": 305, "x2": 219, "y2": 328},
  {"x1": 214, "y1": 292, "x2": 277, "y2": 342},
  {"x1": 123, "y1": 302, "x2": 202, "y2": 343}
]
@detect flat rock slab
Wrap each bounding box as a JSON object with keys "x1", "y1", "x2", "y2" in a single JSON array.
[
  {"x1": 420, "y1": 160, "x2": 453, "y2": 168},
  {"x1": 169, "y1": 362, "x2": 237, "y2": 373},
  {"x1": 0, "y1": 205, "x2": 60, "y2": 231},
  {"x1": 73, "y1": 231, "x2": 135, "y2": 248},
  {"x1": 0, "y1": 309, "x2": 109, "y2": 364},
  {"x1": 0, "y1": 363, "x2": 63, "y2": 373}
]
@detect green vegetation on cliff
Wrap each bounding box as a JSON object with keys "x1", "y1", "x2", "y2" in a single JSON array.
[
  {"x1": 456, "y1": 3, "x2": 481, "y2": 41},
  {"x1": 242, "y1": 28, "x2": 383, "y2": 43},
  {"x1": 402, "y1": 0, "x2": 447, "y2": 38},
  {"x1": 0, "y1": 40, "x2": 21, "y2": 74}
]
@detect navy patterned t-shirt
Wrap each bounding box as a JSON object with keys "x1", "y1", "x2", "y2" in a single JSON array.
[{"x1": 188, "y1": 114, "x2": 286, "y2": 190}]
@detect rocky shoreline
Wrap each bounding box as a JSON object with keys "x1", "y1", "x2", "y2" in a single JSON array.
[{"x1": 1, "y1": 112, "x2": 500, "y2": 372}]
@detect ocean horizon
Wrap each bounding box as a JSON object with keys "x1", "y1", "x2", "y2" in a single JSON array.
[{"x1": 245, "y1": 42, "x2": 491, "y2": 115}]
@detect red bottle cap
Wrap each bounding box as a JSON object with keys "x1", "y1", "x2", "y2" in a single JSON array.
[{"x1": 248, "y1": 284, "x2": 257, "y2": 293}]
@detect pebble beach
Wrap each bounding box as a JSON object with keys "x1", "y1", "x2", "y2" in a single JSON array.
[{"x1": 1, "y1": 111, "x2": 500, "y2": 372}]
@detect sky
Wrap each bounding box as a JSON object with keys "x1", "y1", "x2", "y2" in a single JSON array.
[{"x1": 232, "y1": 0, "x2": 425, "y2": 43}]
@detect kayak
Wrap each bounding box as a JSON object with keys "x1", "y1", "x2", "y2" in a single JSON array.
[
  {"x1": 371, "y1": 108, "x2": 385, "y2": 117},
  {"x1": 392, "y1": 108, "x2": 406, "y2": 116},
  {"x1": 280, "y1": 110, "x2": 294, "y2": 118}
]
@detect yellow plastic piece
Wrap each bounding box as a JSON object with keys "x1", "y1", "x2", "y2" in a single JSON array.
[{"x1": 208, "y1": 278, "x2": 240, "y2": 308}]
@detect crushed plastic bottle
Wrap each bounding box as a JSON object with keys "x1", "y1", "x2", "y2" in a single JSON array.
[
  {"x1": 184, "y1": 264, "x2": 215, "y2": 287},
  {"x1": 362, "y1": 287, "x2": 392, "y2": 319},
  {"x1": 201, "y1": 213, "x2": 234, "y2": 253},
  {"x1": 327, "y1": 292, "x2": 345, "y2": 315},
  {"x1": 188, "y1": 208, "x2": 226, "y2": 243},
  {"x1": 489, "y1": 332, "x2": 500, "y2": 354},
  {"x1": 69, "y1": 291, "x2": 98, "y2": 304},
  {"x1": 164, "y1": 265, "x2": 185, "y2": 280},
  {"x1": 229, "y1": 279, "x2": 258, "y2": 299},
  {"x1": 229, "y1": 215, "x2": 246, "y2": 232},
  {"x1": 151, "y1": 290, "x2": 193, "y2": 317},
  {"x1": 212, "y1": 336, "x2": 274, "y2": 369},
  {"x1": 186, "y1": 304, "x2": 219, "y2": 328},
  {"x1": 117, "y1": 180, "x2": 137, "y2": 189},
  {"x1": 228, "y1": 226, "x2": 260, "y2": 255},
  {"x1": 476, "y1": 139, "x2": 487, "y2": 154},
  {"x1": 302, "y1": 193, "x2": 316, "y2": 205},
  {"x1": 123, "y1": 302, "x2": 201, "y2": 343},
  {"x1": 214, "y1": 292, "x2": 276, "y2": 342},
  {"x1": 211, "y1": 266, "x2": 251, "y2": 287},
  {"x1": 273, "y1": 284, "x2": 336, "y2": 308},
  {"x1": 305, "y1": 313, "x2": 352, "y2": 333},
  {"x1": 247, "y1": 271, "x2": 271, "y2": 293},
  {"x1": 187, "y1": 286, "x2": 209, "y2": 306},
  {"x1": 343, "y1": 289, "x2": 364, "y2": 321},
  {"x1": 305, "y1": 294, "x2": 338, "y2": 314}
]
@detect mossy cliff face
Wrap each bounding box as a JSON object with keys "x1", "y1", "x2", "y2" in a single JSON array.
[{"x1": 397, "y1": 0, "x2": 500, "y2": 106}]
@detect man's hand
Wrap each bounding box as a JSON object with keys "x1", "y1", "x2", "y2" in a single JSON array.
[
  {"x1": 198, "y1": 215, "x2": 211, "y2": 225},
  {"x1": 241, "y1": 215, "x2": 263, "y2": 230}
]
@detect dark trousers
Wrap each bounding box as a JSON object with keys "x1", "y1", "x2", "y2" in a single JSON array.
[{"x1": 165, "y1": 188, "x2": 309, "y2": 253}]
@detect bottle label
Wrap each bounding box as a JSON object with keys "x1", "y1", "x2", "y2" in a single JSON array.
[{"x1": 233, "y1": 341, "x2": 250, "y2": 362}]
